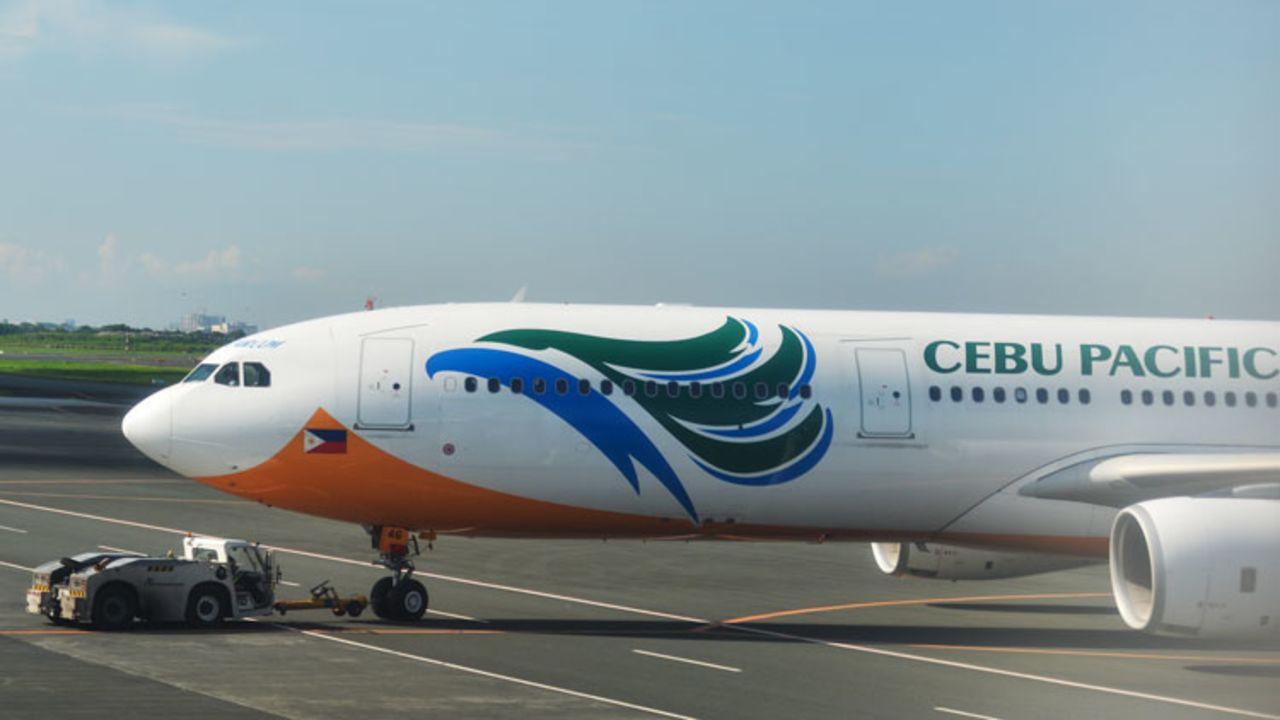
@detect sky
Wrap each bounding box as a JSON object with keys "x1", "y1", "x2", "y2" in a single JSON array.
[{"x1": 0, "y1": 0, "x2": 1276, "y2": 329}]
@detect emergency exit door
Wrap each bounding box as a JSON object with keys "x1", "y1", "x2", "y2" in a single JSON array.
[
  {"x1": 855, "y1": 347, "x2": 913, "y2": 438},
  {"x1": 357, "y1": 337, "x2": 414, "y2": 430}
]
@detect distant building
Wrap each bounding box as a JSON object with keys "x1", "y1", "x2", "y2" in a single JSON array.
[
  {"x1": 210, "y1": 321, "x2": 258, "y2": 335},
  {"x1": 180, "y1": 312, "x2": 226, "y2": 333}
]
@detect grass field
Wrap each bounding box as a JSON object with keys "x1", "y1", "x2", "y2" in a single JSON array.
[{"x1": 0, "y1": 359, "x2": 189, "y2": 386}]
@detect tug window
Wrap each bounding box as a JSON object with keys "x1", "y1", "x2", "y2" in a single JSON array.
[
  {"x1": 214, "y1": 363, "x2": 241, "y2": 387},
  {"x1": 243, "y1": 362, "x2": 271, "y2": 388},
  {"x1": 183, "y1": 363, "x2": 218, "y2": 383}
]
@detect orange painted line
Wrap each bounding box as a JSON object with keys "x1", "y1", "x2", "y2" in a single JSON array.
[
  {"x1": 912, "y1": 644, "x2": 1280, "y2": 665},
  {"x1": 0, "y1": 491, "x2": 247, "y2": 505},
  {"x1": 327, "y1": 628, "x2": 502, "y2": 636},
  {"x1": 723, "y1": 592, "x2": 1111, "y2": 625}
]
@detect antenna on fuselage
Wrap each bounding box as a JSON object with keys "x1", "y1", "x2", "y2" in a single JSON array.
[{"x1": 510, "y1": 285, "x2": 528, "y2": 303}]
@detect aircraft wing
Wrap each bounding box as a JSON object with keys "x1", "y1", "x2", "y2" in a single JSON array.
[{"x1": 1020, "y1": 452, "x2": 1280, "y2": 507}]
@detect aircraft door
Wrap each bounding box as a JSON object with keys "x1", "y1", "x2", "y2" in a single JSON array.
[
  {"x1": 855, "y1": 347, "x2": 913, "y2": 438},
  {"x1": 357, "y1": 337, "x2": 414, "y2": 430}
]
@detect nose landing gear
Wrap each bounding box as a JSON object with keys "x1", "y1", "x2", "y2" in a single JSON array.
[{"x1": 366, "y1": 526, "x2": 428, "y2": 621}]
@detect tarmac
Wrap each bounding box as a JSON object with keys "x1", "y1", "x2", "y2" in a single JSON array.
[{"x1": 0, "y1": 397, "x2": 1277, "y2": 719}]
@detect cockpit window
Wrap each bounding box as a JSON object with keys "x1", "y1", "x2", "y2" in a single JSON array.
[
  {"x1": 243, "y1": 362, "x2": 271, "y2": 388},
  {"x1": 183, "y1": 363, "x2": 218, "y2": 383},
  {"x1": 214, "y1": 363, "x2": 241, "y2": 386}
]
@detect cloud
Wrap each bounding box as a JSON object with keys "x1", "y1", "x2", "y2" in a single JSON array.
[
  {"x1": 0, "y1": 241, "x2": 65, "y2": 285},
  {"x1": 875, "y1": 246, "x2": 959, "y2": 277},
  {"x1": 291, "y1": 265, "x2": 326, "y2": 283},
  {"x1": 113, "y1": 105, "x2": 505, "y2": 153},
  {"x1": 0, "y1": 0, "x2": 237, "y2": 61},
  {"x1": 141, "y1": 244, "x2": 243, "y2": 280}
]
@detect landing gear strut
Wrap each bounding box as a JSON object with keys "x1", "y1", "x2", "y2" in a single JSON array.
[{"x1": 365, "y1": 526, "x2": 428, "y2": 622}]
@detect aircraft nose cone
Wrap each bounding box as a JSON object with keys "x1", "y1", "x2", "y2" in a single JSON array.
[{"x1": 122, "y1": 390, "x2": 172, "y2": 464}]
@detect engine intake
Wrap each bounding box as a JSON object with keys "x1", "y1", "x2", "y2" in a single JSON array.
[{"x1": 1110, "y1": 497, "x2": 1279, "y2": 638}]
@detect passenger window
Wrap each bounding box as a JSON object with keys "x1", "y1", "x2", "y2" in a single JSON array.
[
  {"x1": 1267, "y1": 392, "x2": 1277, "y2": 408},
  {"x1": 668, "y1": 381, "x2": 680, "y2": 398},
  {"x1": 1014, "y1": 387, "x2": 1028, "y2": 404},
  {"x1": 690, "y1": 382, "x2": 703, "y2": 399},
  {"x1": 578, "y1": 378, "x2": 591, "y2": 396},
  {"x1": 623, "y1": 379, "x2": 636, "y2": 396},
  {"x1": 510, "y1": 378, "x2": 524, "y2": 395},
  {"x1": 214, "y1": 363, "x2": 241, "y2": 387},
  {"x1": 600, "y1": 379, "x2": 613, "y2": 396},
  {"x1": 1204, "y1": 390, "x2": 1216, "y2": 407},
  {"x1": 1057, "y1": 388, "x2": 1069, "y2": 404},
  {"x1": 929, "y1": 386, "x2": 942, "y2": 402},
  {"x1": 1183, "y1": 390, "x2": 1195, "y2": 406},
  {"x1": 532, "y1": 378, "x2": 546, "y2": 395},
  {"x1": 464, "y1": 377, "x2": 477, "y2": 393},
  {"x1": 710, "y1": 383, "x2": 725, "y2": 399},
  {"x1": 993, "y1": 387, "x2": 1006, "y2": 403},
  {"x1": 555, "y1": 378, "x2": 569, "y2": 396},
  {"x1": 1078, "y1": 388, "x2": 1090, "y2": 405},
  {"x1": 1225, "y1": 391, "x2": 1237, "y2": 407},
  {"x1": 645, "y1": 381, "x2": 660, "y2": 398},
  {"x1": 1035, "y1": 388, "x2": 1048, "y2": 404},
  {"x1": 488, "y1": 377, "x2": 501, "y2": 393},
  {"x1": 732, "y1": 383, "x2": 747, "y2": 400},
  {"x1": 753, "y1": 382, "x2": 768, "y2": 400},
  {"x1": 183, "y1": 363, "x2": 218, "y2": 383},
  {"x1": 243, "y1": 362, "x2": 271, "y2": 387},
  {"x1": 1121, "y1": 389, "x2": 1133, "y2": 405},
  {"x1": 799, "y1": 384, "x2": 812, "y2": 399},
  {"x1": 950, "y1": 386, "x2": 963, "y2": 402},
  {"x1": 1245, "y1": 391, "x2": 1257, "y2": 408},
  {"x1": 776, "y1": 383, "x2": 789, "y2": 399},
  {"x1": 1141, "y1": 390, "x2": 1154, "y2": 406},
  {"x1": 1162, "y1": 390, "x2": 1174, "y2": 406},
  {"x1": 972, "y1": 387, "x2": 984, "y2": 403}
]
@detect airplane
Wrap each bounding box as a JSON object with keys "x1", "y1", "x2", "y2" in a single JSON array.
[{"x1": 121, "y1": 303, "x2": 1280, "y2": 637}]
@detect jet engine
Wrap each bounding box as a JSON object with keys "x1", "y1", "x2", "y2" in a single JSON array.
[
  {"x1": 1109, "y1": 497, "x2": 1280, "y2": 638},
  {"x1": 870, "y1": 541, "x2": 1095, "y2": 581}
]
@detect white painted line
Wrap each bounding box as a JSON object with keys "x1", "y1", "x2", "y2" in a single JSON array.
[
  {"x1": 936, "y1": 707, "x2": 1002, "y2": 720},
  {"x1": 729, "y1": 624, "x2": 1280, "y2": 720},
  {"x1": 265, "y1": 621, "x2": 696, "y2": 719},
  {"x1": 97, "y1": 545, "x2": 144, "y2": 555},
  {"x1": 0, "y1": 559, "x2": 34, "y2": 572},
  {"x1": 278, "y1": 580, "x2": 301, "y2": 587},
  {"x1": 2, "y1": 496, "x2": 1274, "y2": 719},
  {"x1": 0, "y1": 524, "x2": 27, "y2": 534},
  {"x1": 428, "y1": 608, "x2": 486, "y2": 623},
  {"x1": 633, "y1": 649, "x2": 741, "y2": 673}
]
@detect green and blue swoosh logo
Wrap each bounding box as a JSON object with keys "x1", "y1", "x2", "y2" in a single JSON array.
[{"x1": 426, "y1": 318, "x2": 833, "y2": 522}]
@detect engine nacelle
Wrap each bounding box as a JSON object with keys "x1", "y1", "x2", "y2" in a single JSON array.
[
  {"x1": 1110, "y1": 497, "x2": 1280, "y2": 639},
  {"x1": 870, "y1": 541, "x2": 1094, "y2": 581}
]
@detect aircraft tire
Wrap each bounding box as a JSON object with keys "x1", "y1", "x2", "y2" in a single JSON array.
[
  {"x1": 388, "y1": 579, "x2": 428, "y2": 622},
  {"x1": 369, "y1": 577, "x2": 394, "y2": 620}
]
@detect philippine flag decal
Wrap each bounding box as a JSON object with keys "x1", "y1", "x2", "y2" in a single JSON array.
[{"x1": 303, "y1": 428, "x2": 348, "y2": 454}]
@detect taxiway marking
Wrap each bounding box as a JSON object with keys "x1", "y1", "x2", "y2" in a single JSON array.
[
  {"x1": 0, "y1": 559, "x2": 34, "y2": 572},
  {"x1": 278, "y1": 580, "x2": 301, "y2": 587},
  {"x1": 262, "y1": 621, "x2": 696, "y2": 719},
  {"x1": 914, "y1": 644, "x2": 1280, "y2": 665},
  {"x1": 723, "y1": 592, "x2": 1110, "y2": 624},
  {"x1": 97, "y1": 545, "x2": 144, "y2": 555},
  {"x1": 2, "y1": 496, "x2": 1275, "y2": 720},
  {"x1": 0, "y1": 523, "x2": 26, "y2": 533},
  {"x1": 0, "y1": 491, "x2": 245, "y2": 504},
  {"x1": 935, "y1": 707, "x2": 1002, "y2": 720},
  {"x1": 633, "y1": 649, "x2": 741, "y2": 673},
  {"x1": 428, "y1": 608, "x2": 487, "y2": 622}
]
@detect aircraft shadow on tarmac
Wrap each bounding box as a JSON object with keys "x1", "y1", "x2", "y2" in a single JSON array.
[{"x1": 100, "y1": 617, "x2": 1277, "y2": 654}]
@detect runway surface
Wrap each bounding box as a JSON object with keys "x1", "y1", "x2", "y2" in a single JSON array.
[{"x1": 0, "y1": 401, "x2": 1276, "y2": 719}]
